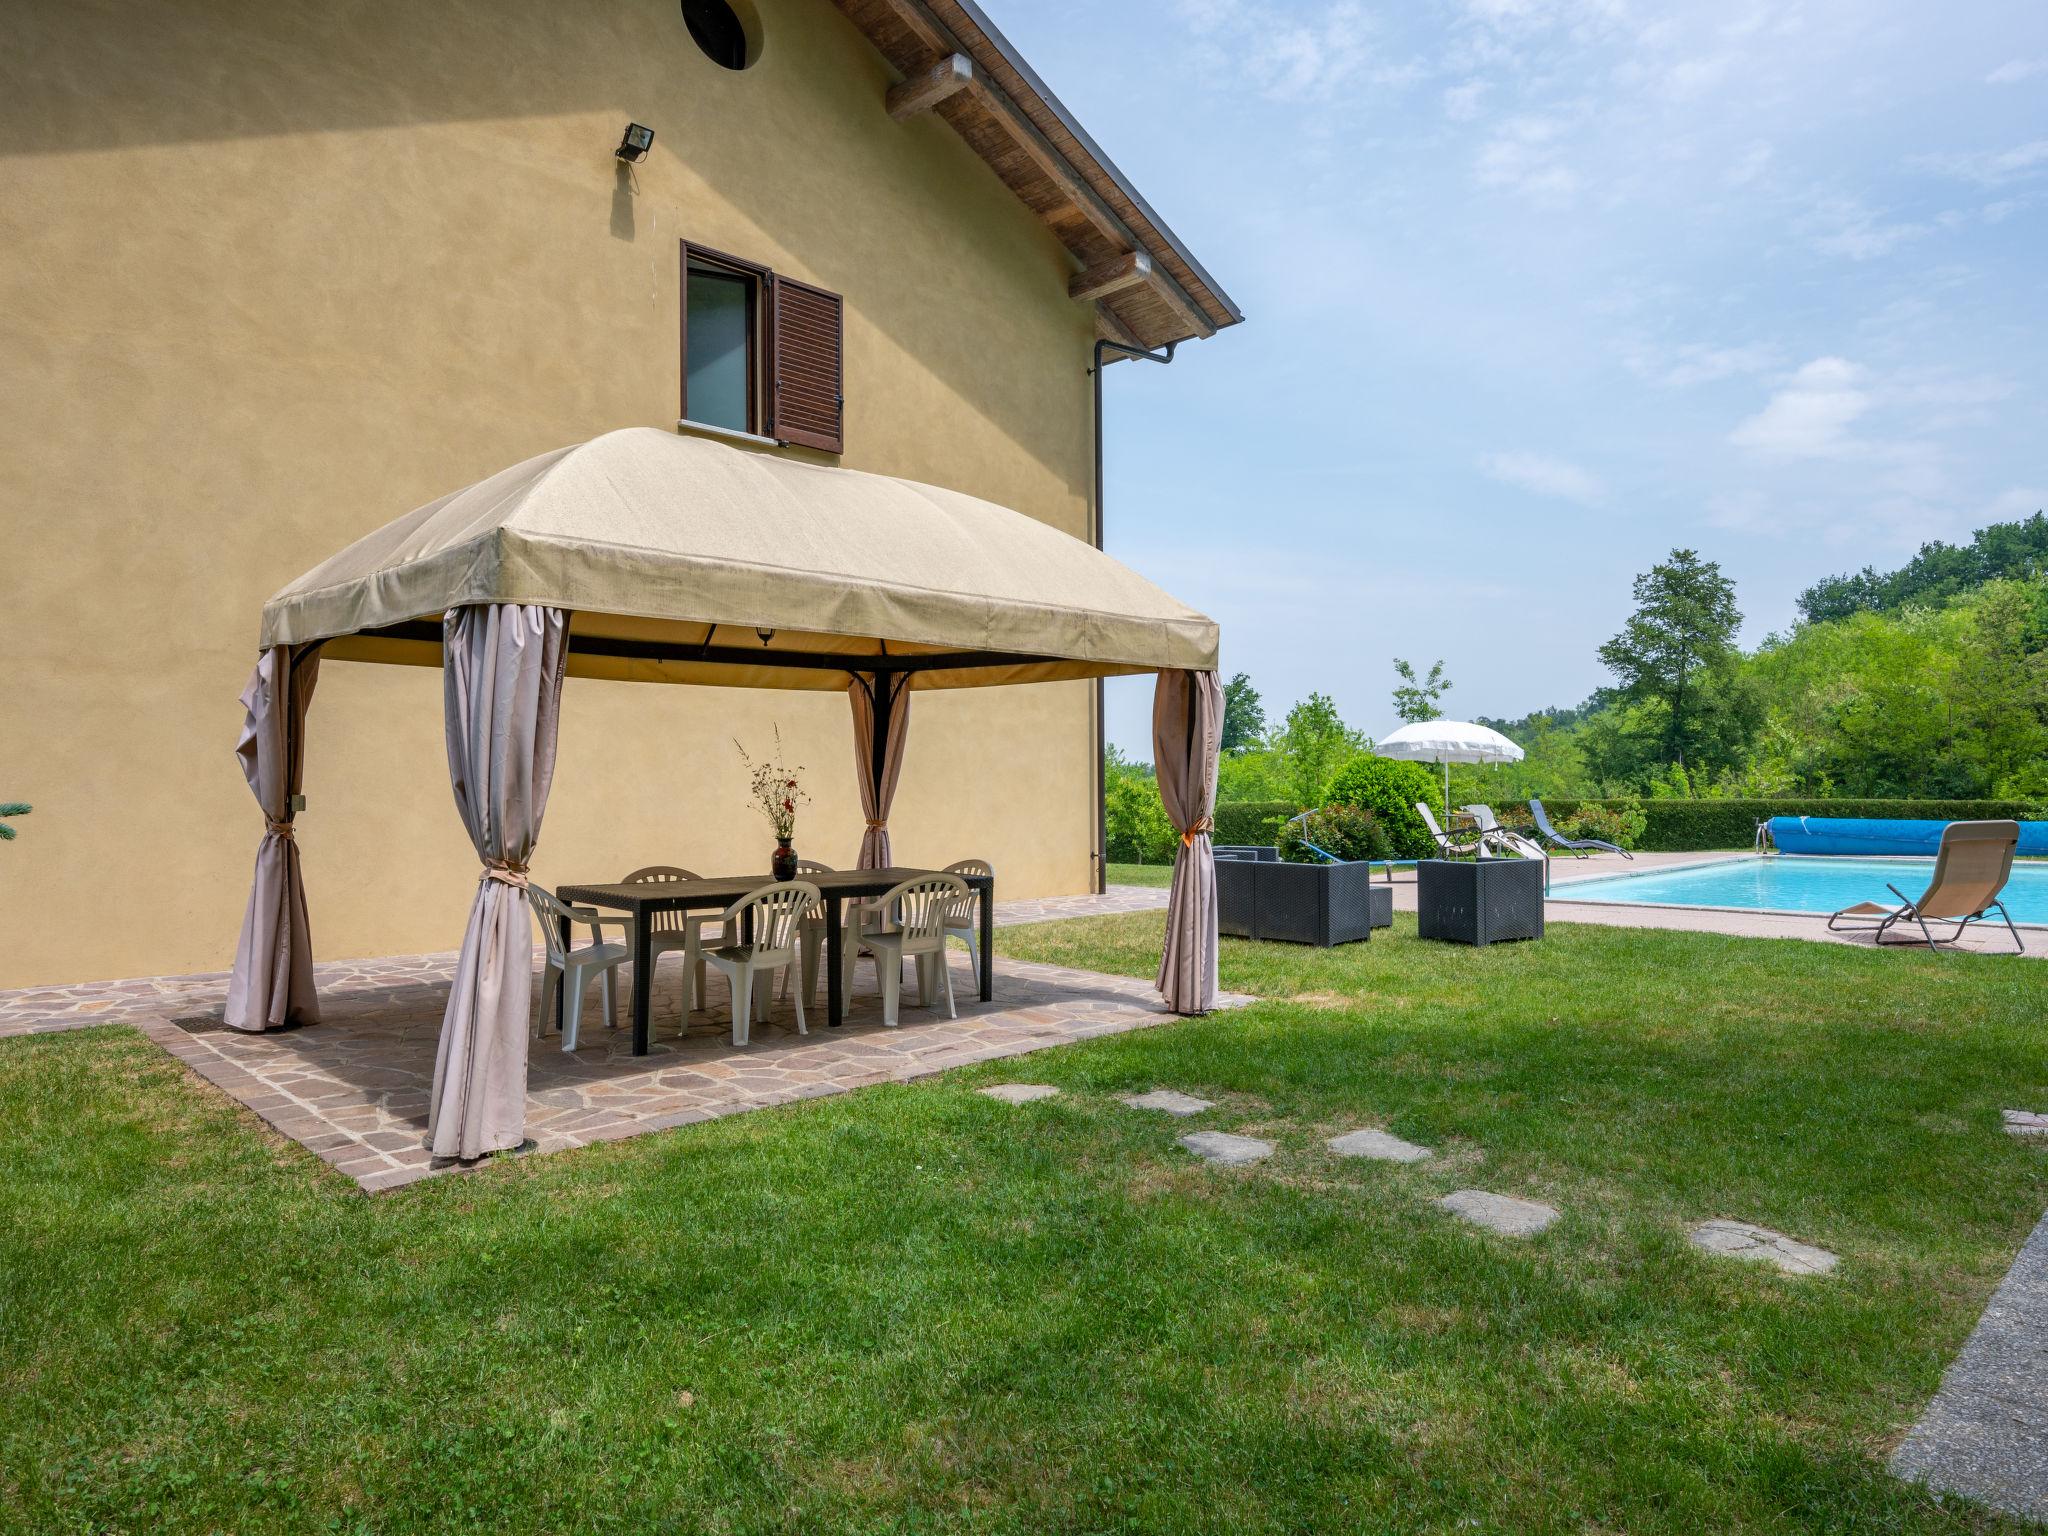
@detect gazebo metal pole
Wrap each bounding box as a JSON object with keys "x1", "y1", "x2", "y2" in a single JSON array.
[{"x1": 870, "y1": 671, "x2": 894, "y2": 811}]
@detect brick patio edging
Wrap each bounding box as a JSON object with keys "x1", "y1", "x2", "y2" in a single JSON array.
[{"x1": 3, "y1": 935, "x2": 1243, "y2": 1193}]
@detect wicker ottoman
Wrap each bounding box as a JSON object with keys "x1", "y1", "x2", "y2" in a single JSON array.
[{"x1": 1417, "y1": 858, "x2": 1544, "y2": 946}]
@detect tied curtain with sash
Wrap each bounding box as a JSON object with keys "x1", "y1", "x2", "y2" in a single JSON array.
[
  {"x1": 1152, "y1": 669, "x2": 1222, "y2": 1014},
  {"x1": 225, "y1": 643, "x2": 322, "y2": 1031},
  {"x1": 427, "y1": 604, "x2": 568, "y2": 1161}
]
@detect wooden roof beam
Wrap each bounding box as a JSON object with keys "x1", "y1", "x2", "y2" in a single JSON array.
[
  {"x1": 869, "y1": 0, "x2": 952, "y2": 55},
  {"x1": 958, "y1": 72, "x2": 1215, "y2": 338},
  {"x1": 1068, "y1": 250, "x2": 1151, "y2": 302},
  {"x1": 887, "y1": 53, "x2": 975, "y2": 121},
  {"x1": 869, "y1": 0, "x2": 1217, "y2": 341},
  {"x1": 1093, "y1": 302, "x2": 1148, "y2": 354}
]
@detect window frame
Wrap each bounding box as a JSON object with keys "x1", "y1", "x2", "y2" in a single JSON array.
[{"x1": 680, "y1": 241, "x2": 771, "y2": 437}]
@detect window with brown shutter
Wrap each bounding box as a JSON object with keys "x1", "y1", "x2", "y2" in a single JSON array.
[
  {"x1": 680, "y1": 241, "x2": 844, "y2": 454},
  {"x1": 768, "y1": 275, "x2": 844, "y2": 454}
]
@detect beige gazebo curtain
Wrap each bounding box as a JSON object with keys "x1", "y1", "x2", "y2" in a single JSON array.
[
  {"x1": 1154, "y1": 669, "x2": 1222, "y2": 1014},
  {"x1": 224, "y1": 644, "x2": 321, "y2": 1031},
  {"x1": 426, "y1": 604, "x2": 568, "y2": 1161},
  {"x1": 850, "y1": 673, "x2": 910, "y2": 868}
]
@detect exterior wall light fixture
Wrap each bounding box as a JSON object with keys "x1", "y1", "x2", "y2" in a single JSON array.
[{"x1": 616, "y1": 124, "x2": 655, "y2": 162}]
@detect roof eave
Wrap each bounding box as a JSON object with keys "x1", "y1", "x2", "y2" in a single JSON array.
[{"x1": 830, "y1": 0, "x2": 1242, "y2": 350}]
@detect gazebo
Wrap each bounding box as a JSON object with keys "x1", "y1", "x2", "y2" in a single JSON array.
[{"x1": 226, "y1": 428, "x2": 1222, "y2": 1160}]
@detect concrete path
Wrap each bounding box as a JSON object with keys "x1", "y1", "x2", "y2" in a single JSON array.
[{"x1": 1893, "y1": 1209, "x2": 2048, "y2": 1521}]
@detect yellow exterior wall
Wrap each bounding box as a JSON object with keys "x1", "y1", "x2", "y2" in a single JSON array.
[{"x1": 0, "y1": 0, "x2": 1103, "y2": 987}]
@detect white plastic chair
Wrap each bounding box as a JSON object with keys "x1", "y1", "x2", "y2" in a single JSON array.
[
  {"x1": 527, "y1": 884, "x2": 627, "y2": 1052},
  {"x1": 705, "y1": 881, "x2": 820, "y2": 1047},
  {"x1": 940, "y1": 858, "x2": 991, "y2": 976},
  {"x1": 619, "y1": 866, "x2": 728, "y2": 1017},
  {"x1": 848, "y1": 874, "x2": 972, "y2": 1028},
  {"x1": 780, "y1": 859, "x2": 838, "y2": 1004}
]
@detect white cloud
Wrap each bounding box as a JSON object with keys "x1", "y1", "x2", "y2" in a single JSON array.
[
  {"x1": 1655, "y1": 342, "x2": 1781, "y2": 388},
  {"x1": 1478, "y1": 450, "x2": 1606, "y2": 504},
  {"x1": 1912, "y1": 139, "x2": 2048, "y2": 186},
  {"x1": 1724, "y1": 141, "x2": 1773, "y2": 187},
  {"x1": 1729, "y1": 357, "x2": 1871, "y2": 458},
  {"x1": 1984, "y1": 486, "x2": 2048, "y2": 521},
  {"x1": 1443, "y1": 79, "x2": 1489, "y2": 120},
  {"x1": 1705, "y1": 490, "x2": 1771, "y2": 532},
  {"x1": 1986, "y1": 58, "x2": 2048, "y2": 86},
  {"x1": 1800, "y1": 195, "x2": 1930, "y2": 260},
  {"x1": 1661, "y1": 52, "x2": 1733, "y2": 102},
  {"x1": 1475, "y1": 116, "x2": 1581, "y2": 203},
  {"x1": 1174, "y1": 0, "x2": 1400, "y2": 102}
]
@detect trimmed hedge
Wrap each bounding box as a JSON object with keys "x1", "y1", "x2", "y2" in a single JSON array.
[
  {"x1": 1533, "y1": 798, "x2": 2044, "y2": 852},
  {"x1": 1203, "y1": 795, "x2": 2045, "y2": 859},
  {"x1": 1213, "y1": 800, "x2": 1297, "y2": 849}
]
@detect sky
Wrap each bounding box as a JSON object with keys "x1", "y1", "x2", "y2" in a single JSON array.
[{"x1": 984, "y1": 0, "x2": 2048, "y2": 754}]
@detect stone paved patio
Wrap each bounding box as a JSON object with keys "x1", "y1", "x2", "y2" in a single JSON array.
[{"x1": 0, "y1": 885, "x2": 1221, "y2": 1193}]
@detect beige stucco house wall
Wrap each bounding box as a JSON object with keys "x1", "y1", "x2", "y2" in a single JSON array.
[{"x1": 0, "y1": 0, "x2": 1126, "y2": 987}]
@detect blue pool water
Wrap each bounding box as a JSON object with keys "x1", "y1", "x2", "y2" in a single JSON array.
[{"x1": 1555, "y1": 855, "x2": 2048, "y2": 925}]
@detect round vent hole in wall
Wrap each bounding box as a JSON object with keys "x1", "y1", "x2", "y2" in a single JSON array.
[{"x1": 683, "y1": 0, "x2": 759, "y2": 71}]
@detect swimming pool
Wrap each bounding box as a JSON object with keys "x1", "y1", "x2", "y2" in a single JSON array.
[{"x1": 1553, "y1": 856, "x2": 2048, "y2": 925}]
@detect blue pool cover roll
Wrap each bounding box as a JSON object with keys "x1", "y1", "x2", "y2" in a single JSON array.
[{"x1": 1769, "y1": 816, "x2": 2048, "y2": 857}]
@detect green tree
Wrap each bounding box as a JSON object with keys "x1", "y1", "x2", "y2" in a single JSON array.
[
  {"x1": 1797, "y1": 510, "x2": 2048, "y2": 620},
  {"x1": 1101, "y1": 747, "x2": 1176, "y2": 864},
  {"x1": 1216, "y1": 747, "x2": 1289, "y2": 803},
  {"x1": 1273, "y1": 693, "x2": 1368, "y2": 808},
  {"x1": 0, "y1": 803, "x2": 28, "y2": 841},
  {"x1": 1220, "y1": 672, "x2": 1266, "y2": 754},
  {"x1": 1597, "y1": 549, "x2": 1748, "y2": 776},
  {"x1": 1951, "y1": 580, "x2": 2048, "y2": 793},
  {"x1": 1391, "y1": 658, "x2": 1450, "y2": 723}
]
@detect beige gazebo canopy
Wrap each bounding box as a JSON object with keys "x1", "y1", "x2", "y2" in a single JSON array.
[
  {"x1": 230, "y1": 427, "x2": 1223, "y2": 1164},
  {"x1": 262, "y1": 427, "x2": 1217, "y2": 691}
]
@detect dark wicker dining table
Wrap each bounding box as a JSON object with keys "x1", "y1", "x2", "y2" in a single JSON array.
[{"x1": 556, "y1": 867, "x2": 996, "y2": 1054}]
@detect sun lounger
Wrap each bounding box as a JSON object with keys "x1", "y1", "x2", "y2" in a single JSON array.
[
  {"x1": 1827, "y1": 819, "x2": 2024, "y2": 952},
  {"x1": 1460, "y1": 804, "x2": 1549, "y2": 862},
  {"x1": 1416, "y1": 801, "x2": 1483, "y2": 859},
  {"x1": 1529, "y1": 798, "x2": 1632, "y2": 859}
]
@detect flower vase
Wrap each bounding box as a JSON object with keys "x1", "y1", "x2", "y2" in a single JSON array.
[{"x1": 772, "y1": 839, "x2": 798, "y2": 882}]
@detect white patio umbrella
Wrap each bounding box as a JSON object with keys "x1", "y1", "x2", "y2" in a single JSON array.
[{"x1": 1375, "y1": 719, "x2": 1525, "y2": 822}]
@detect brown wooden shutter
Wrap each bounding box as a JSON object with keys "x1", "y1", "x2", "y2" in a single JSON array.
[{"x1": 768, "y1": 275, "x2": 844, "y2": 453}]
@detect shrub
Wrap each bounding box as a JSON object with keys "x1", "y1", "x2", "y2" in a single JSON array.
[
  {"x1": 1326, "y1": 756, "x2": 1440, "y2": 859},
  {"x1": 1212, "y1": 800, "x2": 1297, "y2": 849},
  {"x1": 1566, "y1": 793, "x2": 1646, "y2": 850},
  {"x1": 1104, "y1": 773, "x2": 1177, "y2": 864},
  {"x1": 1279, "y1": 804, "x2": 1391, "y2": 864}
]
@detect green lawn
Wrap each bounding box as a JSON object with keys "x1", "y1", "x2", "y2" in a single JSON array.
[
  {"x1": 1106, "y1": 861, "x2": 1172, "y2": 886},
  {"x1": 3, "y1": 916, "x2": 2044, "y2": 1533}
]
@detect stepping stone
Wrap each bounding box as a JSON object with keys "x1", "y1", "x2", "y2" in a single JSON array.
[
  {"x1": 1689, "y1": 1219, "x2": 1837, "y2": 1275},
  {"x1": 1437, "y1": 1189, "x2": 1559, "y2": 1237},
  {"x1": 1327, "y1": 1128, "x2": 1433, "y2": 1164},
  {"x1": 1179, "y1": 1130, "x2": 1274, "y2": 1167},
  {"x1": 1119, "y1": 1089, "x2": 1214, "y2": 1117},
  {"x1": 2003, "y1": 1110, "x2": 2048, "y2": 1138},
  {"x1": 978, "y1": 1083, "x2": 1060, "y2": 1104}
]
